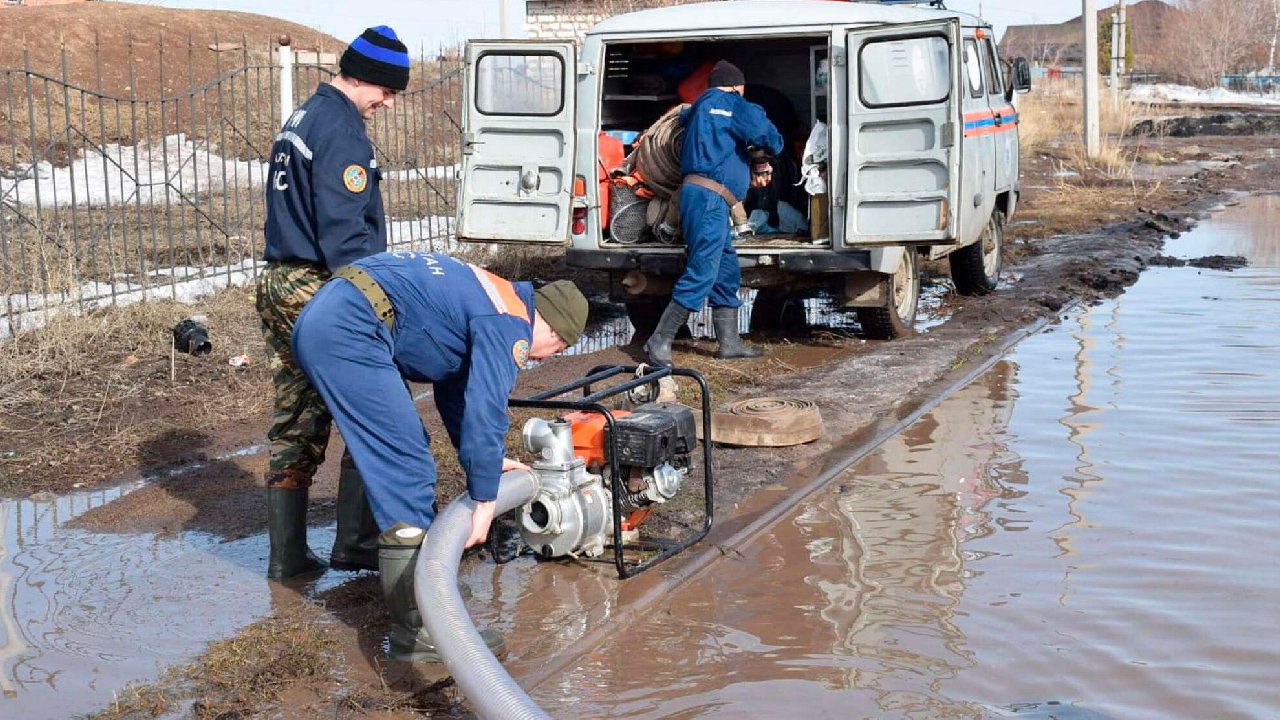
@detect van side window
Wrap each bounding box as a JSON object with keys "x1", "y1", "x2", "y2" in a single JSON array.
[
  {"x1": 475, "y1": 53, "x2": 564, "y2": 116},
  {"x1": 859, "y1": 35, "x2": 950, "y2": 107},
  {"x1": 963, "y1": 40, "x2": 984, "y2": 98},
  {"x1": 984, "y1": 38, "x2": 1003, "y2": 97}
]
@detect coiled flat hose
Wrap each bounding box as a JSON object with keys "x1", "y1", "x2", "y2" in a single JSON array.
[{"x1": 416, "y1": 469, "x2": 549, "y2": 720}]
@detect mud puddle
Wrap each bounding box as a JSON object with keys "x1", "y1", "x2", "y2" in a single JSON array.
[
  {"x1": 520, "y1": 196, "x2": 1280, "y2": 718},
  {"x1": 0, "y1": 285, "x2": 917, "y2": 718},
  {"x1": 0, "y1": 469, "x2": 357, "y2": 718}
]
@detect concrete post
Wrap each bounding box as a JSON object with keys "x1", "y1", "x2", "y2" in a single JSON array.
[
  {"x1": 1110, "y1": 12, "x2": 1120, "y2": 110},
  {"x1": 1083, "y1": 0, "x2": 1101, "y2": 157},
  {"x1": 278, "y1": 35, "x2": 294, "y2": 127},
  {"x1": 1117, "y1": 0, "x2": 1127, "y2": 76}
]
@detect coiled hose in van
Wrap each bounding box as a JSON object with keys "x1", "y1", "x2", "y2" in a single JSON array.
[{"x1": 415, "y1": 469, "x2": 549, "y2": 720}]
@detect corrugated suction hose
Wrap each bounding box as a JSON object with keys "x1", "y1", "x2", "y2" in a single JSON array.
[{"x1": 416, "y1": 469, "x2": 549, "y2": 720}]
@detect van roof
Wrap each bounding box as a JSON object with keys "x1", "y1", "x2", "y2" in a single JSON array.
[{"x1": 586, "y1": 0, "x2": 983, "y2": 37}]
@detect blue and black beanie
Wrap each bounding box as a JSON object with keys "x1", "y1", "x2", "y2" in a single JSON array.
[{"x1": 340, "y1": 26, "x2": 410, "y2": 92}]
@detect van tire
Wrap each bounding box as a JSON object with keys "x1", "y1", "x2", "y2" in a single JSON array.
[
  {"x1": 950, "y1": 211, "x2": 1004, "y2": 295},
  {"x1": 855, "y1": 250, "x2": 919, "y2": 340}
]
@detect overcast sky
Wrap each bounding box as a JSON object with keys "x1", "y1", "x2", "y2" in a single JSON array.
[{"x1": 139, "y1": 0, "x2": 1109, "y2": 51}]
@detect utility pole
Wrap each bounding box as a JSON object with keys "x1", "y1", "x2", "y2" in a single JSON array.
[
  {"x1": 1117, "y1": 0, "x2": 1127, "y2": 76},
  {"x1": 1084, "y1": 0, "x2": 1101, "y2": 157},
  {"x1": 1110, "y1": 11, "x2": 1120, "y2": 109},
  {"x1": 498, "y1": 0, "x2": 511, "y2": 38},
  {"x1": 1269, "y1": 0, "x2": 1278, "y2": 74}
]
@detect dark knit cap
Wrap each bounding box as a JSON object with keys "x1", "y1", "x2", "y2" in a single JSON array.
[
  {"x1": 340, "y1": 26, "x2": 410, "y2": 92},
  {"x1": 534, "y1": 280, "x2": 589, "y2": 346},
  {"x1": 708, "y1": 60, "x2": 746, "y2": 88}
]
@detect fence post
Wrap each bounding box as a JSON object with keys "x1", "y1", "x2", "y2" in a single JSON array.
[{"x1": 278, "y1": 35, "x2": 294, "y2": 126}]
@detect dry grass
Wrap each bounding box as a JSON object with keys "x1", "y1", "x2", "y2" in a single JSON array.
[
  {"x1": 1017, "y1": 78, "x2": 1158, "y2": 178},
  {"x1": 0, "y1": 283, "x2": 270, "y2": 494},
  {"x1": 90, "y1": 610, "x2": 337, "y2": 720},
  {"x1": 1008, "y1": 182, "x2": 1165, "y2": 242}
]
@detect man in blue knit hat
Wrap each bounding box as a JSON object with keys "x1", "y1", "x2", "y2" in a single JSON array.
[
  {"x1": 645, "y1": 60, "x2": 783, "y2": 368},
  {"x1": 256, "y1": 25, "x2": 412, "y2": 579}
]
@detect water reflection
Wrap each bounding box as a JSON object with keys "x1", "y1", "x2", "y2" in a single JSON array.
[
  {"x1": 533, "y1": 365, "x2": 1020, "y2": 719},
  {"x1": 0, "y1": 461, "x2": 347, "y2": 719},
  {"x1": 533, "y1": 196, "x2": 1280, "y2": 719}
]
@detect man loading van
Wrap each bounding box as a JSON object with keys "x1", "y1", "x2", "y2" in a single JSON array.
[{"x1": 644, "y1": 60, "x2": 784, "y2": 367}]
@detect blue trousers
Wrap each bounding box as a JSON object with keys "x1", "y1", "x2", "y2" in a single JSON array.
[
  {"x1": 672, "y1": 183, "x2": 742, "y2": 311},
  {"x1": 292, "y1": 280, "x2": 437, "y2": 532}
]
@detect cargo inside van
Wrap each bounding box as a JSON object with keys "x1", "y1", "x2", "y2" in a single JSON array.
[{"x1": 596, "y1": 36, "x2": 832, "y2": 250}]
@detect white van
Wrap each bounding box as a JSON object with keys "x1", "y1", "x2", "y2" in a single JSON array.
[{"x1": 456, "y1": 0, "x2": 1031, "y2": 339}]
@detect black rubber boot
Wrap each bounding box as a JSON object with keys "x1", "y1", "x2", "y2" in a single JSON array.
[
  {"x1": 378, "y1": 522, "x2": 506, "y2": 663},
  {"x1": 266, "y1": 487, "x2": 326, "y2": 579},
  {"x1": 642, "y1": 301, "x2": 691, "y2": 368},
  {"x1": 329, "y1": 456, "x2": 380, "y2": 572},
  {"x1": 712, "y1": 306, "x2": 763, "y2": 360}
]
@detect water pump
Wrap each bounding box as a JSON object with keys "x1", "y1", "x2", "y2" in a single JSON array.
[
  {"x1": 507, "y1": 364, "x2": 714, "y2": 577},
  {"x1": 518, "y1": 402, "x2": 697, "y2": 559}
]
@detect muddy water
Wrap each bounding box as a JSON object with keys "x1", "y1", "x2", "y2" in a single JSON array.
[
  {"x1": 531, "y1": 196, "x2": 1280, "y2": 718},
  {"x1": 0, "y1": 465, "x2": 351, "y2": 719}
]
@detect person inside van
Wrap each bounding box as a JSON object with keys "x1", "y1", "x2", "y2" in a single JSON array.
[{"x1": 644, "y1": 60, "x2": 784, "y2": 367}]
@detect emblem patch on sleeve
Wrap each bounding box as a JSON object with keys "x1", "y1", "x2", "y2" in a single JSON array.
[
  {"x1": 512, "y1": 339, "x2": 531, "y2": 368},
  {"x1": 342, "y1": 165, "x2": 368, "y2": 193}
]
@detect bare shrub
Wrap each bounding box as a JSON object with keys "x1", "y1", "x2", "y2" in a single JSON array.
[
  {"x1": 1151, "y1": 0, "x2": 1270, "y2": 87},
  {"x1": 1017, "y1": 76, "x2": 1154, "y2": 178}
]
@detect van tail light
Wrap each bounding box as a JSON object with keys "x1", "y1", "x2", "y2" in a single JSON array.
[{"x1": 572, "y1": 174, "x2": 588, "y2": 235}]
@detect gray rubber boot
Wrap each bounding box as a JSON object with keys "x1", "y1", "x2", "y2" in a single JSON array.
[
  {"x1": 329, "y1": 456, "x2": 380, "y2": 572},
  {"x1": 642, "y1": 301, "x2": 691, "y2": 368},
  {"x1": 712, "y1": 306, "x2": 763, "y2": 360},
  {"x1": 266, "y1": 487, "x2": 326, "y2": 579},
  {"x1": 378, "y1": 522, "x2": 506, "y2": 663}
]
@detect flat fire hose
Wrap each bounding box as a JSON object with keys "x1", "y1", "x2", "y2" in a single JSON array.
[{"x1": 695, "y1": 397, "x2": 824, "y2": 447}]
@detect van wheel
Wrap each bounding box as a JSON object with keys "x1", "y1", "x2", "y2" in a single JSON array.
[
  {"x1": 749, "y1": 288, "x2": 807, "y2": 333},
  {"x1": 855, "y1": 250, "x2": 920, "y2": 340},
  {"x1": 950, "y1": 211, "x2": 1004, "y2": 295}
]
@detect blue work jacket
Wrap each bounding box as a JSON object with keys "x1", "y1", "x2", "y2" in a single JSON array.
[
  {"x1": 263, "y1": 83, "x2": 386, "y2": 272},
  {"x1": 358, "y1": 251, "x2": 535, "y2": 502},
  {"x1": 679, "y1": 88, "x2": 784, "y2": 201}
]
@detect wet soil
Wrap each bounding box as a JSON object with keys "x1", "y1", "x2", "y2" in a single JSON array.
[
  {"x1": 9, "y1": 129, "x2": 1280, "y2": 718},
  {"x1": 1132, "y1": 112, "x2": 1280, "y2": 137}
]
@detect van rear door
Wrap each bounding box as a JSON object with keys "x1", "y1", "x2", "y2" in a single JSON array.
[
  {"x1": 457, "y1": 41, "x2": 576, "y2": 244},
  {"x1": 843, "y1": 20, "x2": 960, "y2": 246}
]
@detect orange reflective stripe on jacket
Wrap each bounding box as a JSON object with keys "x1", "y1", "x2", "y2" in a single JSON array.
[{"x1": 469, "y1": 264, "x2": 529, "y2": 321}]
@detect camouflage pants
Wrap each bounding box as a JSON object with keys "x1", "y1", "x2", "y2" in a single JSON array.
[{"x1": 257, "y1": 262, "x2": 333, "y2": 487}]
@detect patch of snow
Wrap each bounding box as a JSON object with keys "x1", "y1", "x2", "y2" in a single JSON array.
[
  {"x1": 382, "y1": 164, "x2": 459, "y2": 183},
  {"x1": 1, "y1": 258, "x2": 263, "y2": 340},
  {"x1": 0, "y1": 134, "x2": 269, "y2": 208},
  {"x1": 1128, "y1": 83, "x2": 1280, "y2": 107},
  {"x1": 0, "y1": 136, "x2": 461, "y2": 209},
  {"x1": 3, "y1": 214, "x2": 465, "y2": 341}
]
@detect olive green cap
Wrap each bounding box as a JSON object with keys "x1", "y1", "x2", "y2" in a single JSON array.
[{"x1": 533, "y1": 280, "x2": 588, "y2": 346}]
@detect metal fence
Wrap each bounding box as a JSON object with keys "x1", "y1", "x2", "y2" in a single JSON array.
[{"x1": 0, "y1": 35, "x2": 464, "y2": 337}]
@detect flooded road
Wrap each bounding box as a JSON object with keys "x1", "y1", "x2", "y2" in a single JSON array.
[
  {"x1": 529, "y1": 197, "x2": 1280, "y2": 719},
  {"x1": 2, "y1": 196, "x2": 1275, "y2": 718},
  {"x1": 0, "y1": 471, "x2": 352, "y2": 719}
]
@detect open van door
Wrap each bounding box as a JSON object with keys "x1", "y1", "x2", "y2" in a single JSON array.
[
  {"x1": 843, "y1": 20, "x2": 960, "y2": 246},
  {"x1": 457, "y1": 41, "x2": 576, "y2": 243}
]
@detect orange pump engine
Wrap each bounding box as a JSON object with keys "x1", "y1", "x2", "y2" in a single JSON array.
[
  {"x1": 517, "y1": 401, "x2": 698, "y2": 560},
  {"x1": 560, "y1": 403, "x2": 697, "y2": 530}
]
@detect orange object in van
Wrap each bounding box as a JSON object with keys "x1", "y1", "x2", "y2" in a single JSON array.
[{"x1": 597, "y1": 131, "x2": 625, "y2": 227}]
